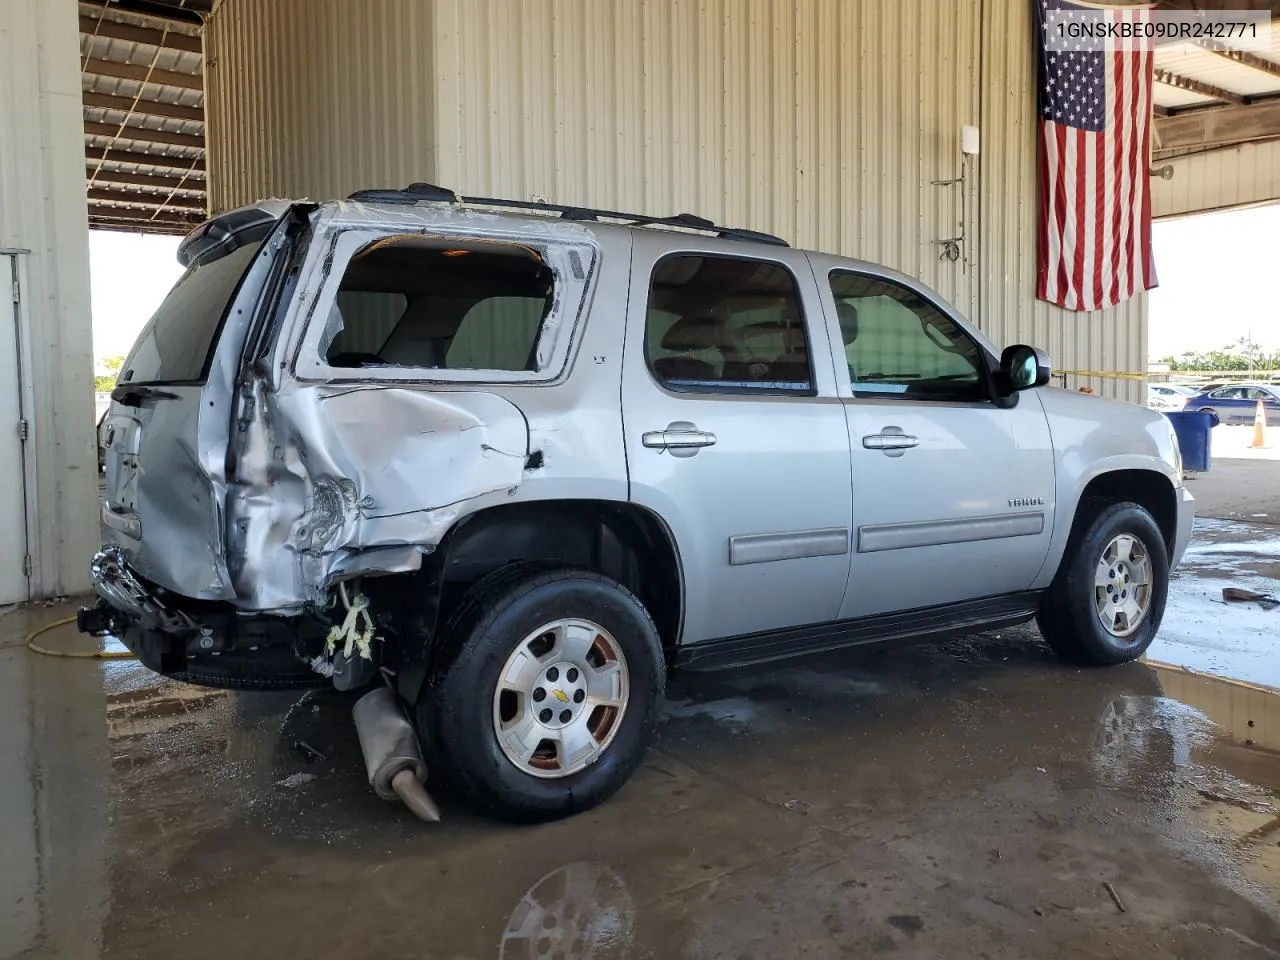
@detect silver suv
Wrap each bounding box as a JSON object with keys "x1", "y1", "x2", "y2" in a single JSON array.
[{"x1": 81, "y1": 184, "x2": 1194, "y2": 822}]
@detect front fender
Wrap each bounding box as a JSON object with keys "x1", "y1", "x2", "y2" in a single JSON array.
[{"x1": 1031, "y1": 389, "x2": 1182, "y2": 589}]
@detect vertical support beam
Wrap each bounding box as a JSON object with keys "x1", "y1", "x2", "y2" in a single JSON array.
[{"x1": 0, "y1": 0, "x2": 98, "y2": 597}]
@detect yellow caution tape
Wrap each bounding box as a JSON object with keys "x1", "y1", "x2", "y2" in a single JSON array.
[{"x1": 1055, "y1": 369, "x2": 1149, "y2": 381}]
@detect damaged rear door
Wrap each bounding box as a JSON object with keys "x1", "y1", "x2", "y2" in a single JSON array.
[
  {"x1": 222, "y1": 213, "x2": 599, "y2": 612},
  {"x1": 100, "y1": 202, "x2": 303, "y2": 600}
]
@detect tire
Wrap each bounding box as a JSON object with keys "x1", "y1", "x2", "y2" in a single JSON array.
[
  {"x1": 417, "y1": 564, "x2": 664, "y2": 822},
  {"x1": 1036, "y1": 500, "x2": 1169, "y2": 666}
]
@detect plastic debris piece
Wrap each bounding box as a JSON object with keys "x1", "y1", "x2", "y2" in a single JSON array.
[{"x1": 1221, "y1": 587, "x2": 1279, "y2": 610}]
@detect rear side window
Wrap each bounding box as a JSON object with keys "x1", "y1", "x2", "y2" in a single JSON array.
[
  {"x1": 645, "y1": 254, "x2": 814, "y2": 394},
  {"x1": 321, "y1": 239, "x2": 553, "y2": 371},
  {"x1": 119, "y1": 240, "x2": 262, "y2": 385},
  {"x1": 829, "y1": 271, "x2": 983, "y2": 400}
]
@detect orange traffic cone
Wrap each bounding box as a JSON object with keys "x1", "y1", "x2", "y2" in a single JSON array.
[{"x1": 1251, "y1": 399, "x2": 1267, "y2": 448}]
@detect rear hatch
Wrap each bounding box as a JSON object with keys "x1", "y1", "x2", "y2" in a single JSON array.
[{"x1": 100, "y1": 201, "x2": 298, "y2": 600}]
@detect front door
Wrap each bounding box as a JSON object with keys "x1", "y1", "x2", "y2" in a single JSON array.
[
  {"x1": 621, "y1": 235, "x2": 853, "y2": 644},
  {"x1": 813, "y1": 265, "x2": 1056, "y2": 619},
  {"x1": 0, "y1": 255, "x2": 29, "y2": 603}
]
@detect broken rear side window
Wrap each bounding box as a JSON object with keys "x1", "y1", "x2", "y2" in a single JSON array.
[{"x1": 321, "y1": 238, "x2": 555, "y2": 372}]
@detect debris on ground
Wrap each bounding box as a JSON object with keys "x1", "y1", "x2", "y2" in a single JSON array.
[
  {"x1": 275, "y1": 772, "x2": 316, "y2": 788},
  {"x1": 782, "y1": 799, "x2": 812, "y2": 814},
  {"x1": 293, "y1": 740, "x2": 328, "y2": 762},
  {"x1": 1221, "y1": 587, "x2": 1279, "y2": 610},
  {"x1": 1102, "y1": 881, "x2": 1125, "y2": 913}
]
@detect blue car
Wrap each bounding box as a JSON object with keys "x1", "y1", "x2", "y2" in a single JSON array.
[{"x1": 1187, "y1": 382, "x2": 1280, "y2": 425}]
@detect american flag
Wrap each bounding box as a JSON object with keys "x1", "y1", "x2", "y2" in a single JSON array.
[{"x1": 1035, "y1": 0, "x2": 1158, "y2": 312}]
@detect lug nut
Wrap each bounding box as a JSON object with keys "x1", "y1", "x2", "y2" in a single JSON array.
[
  {"x1": 539, "y1": 708, "x2": 553, "y2": 723},
  {"x1": 533, "y1": 688, "x2": 546, "y2": 702},
  {"x1": 547, "y1": 666, "x2": 559, "y2": 682},
  {"x1": 560, "y1": 710, "x2": 572, "y2": 724},
  {"x1": 567, "y1": 667, "x2": 579, "y2": 682},
  {"x1": 573, "y1": 690, "x2": 585, "y2": 704}
]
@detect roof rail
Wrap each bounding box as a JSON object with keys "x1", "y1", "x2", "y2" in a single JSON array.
[{"x1": 345, "y1": 182, "x2": 789, "y2": 247}]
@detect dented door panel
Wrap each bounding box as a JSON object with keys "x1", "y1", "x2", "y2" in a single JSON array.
[
  {"x1": 225, "y1": 383, "x2": 530, "y2": 612},
  {"x1": 218, "y1": 206, "x2": 611, "y2": 613}
]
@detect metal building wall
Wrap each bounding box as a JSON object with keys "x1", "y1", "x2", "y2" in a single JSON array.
[
  {"x1": 1151, "y1": 141, "x2": 1280, "y2": 221},
  {"x1": 206, "y1": 0, "x2": 1145, "y2": 401},
  {"x1": 977, "y1": 0, "x2": 1145, "y2": 402},
  {"x1": 0, "y1": 0, "x2": 98, "y2": 600},
  {"x1": 205, "y1": 0, "x2": 438, "y2": 209}
]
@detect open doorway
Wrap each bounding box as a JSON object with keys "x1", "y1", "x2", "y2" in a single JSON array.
[
  {"x1": 89, "y1": 230, "x2": 184, "y2": 436},
  {"x1": 1150, "y1": 202, "x2": 1280, "y2": 522}
]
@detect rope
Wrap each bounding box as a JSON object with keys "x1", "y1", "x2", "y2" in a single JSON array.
[
  {"x1": 25, "y1": 617, "x2": 136, "y2": 660},
  {"x1": 324, "y1": 588, "x2": 375, "y2": 661}
]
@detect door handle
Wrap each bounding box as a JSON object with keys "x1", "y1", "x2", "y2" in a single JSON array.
[
  {"x1": 642, "y1": 421, "x2": 717, "y2": 458},
  {"x1": 862, "y1": 426, "x2": 918, "y2": 457},
  {"x1": 862, "y1": 434, "x2": 918, "y2": 450}
]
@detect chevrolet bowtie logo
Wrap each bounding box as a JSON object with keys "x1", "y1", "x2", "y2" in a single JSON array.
[{"x1": 553, "y1": 689, "x2": 569, "y2": 704}]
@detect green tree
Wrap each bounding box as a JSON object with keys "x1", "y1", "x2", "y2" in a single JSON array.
[{"x1": 94, "y1": 354, "x2": 126, "y2": 393}]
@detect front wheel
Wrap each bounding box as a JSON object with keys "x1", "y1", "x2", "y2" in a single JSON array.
[
  {"x1": 1036, "y1": 501, "x2": 1169, "y2": 666},
  {"x1": 419, "y1": 565, "x2": 664, "y2": 822}
]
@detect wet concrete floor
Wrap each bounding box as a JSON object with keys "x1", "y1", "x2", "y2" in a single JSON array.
[{"x1": 3, "y1": 520, "x2": 1279, "y2": 959}]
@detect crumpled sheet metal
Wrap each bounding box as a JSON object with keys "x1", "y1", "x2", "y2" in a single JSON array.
[{"x1": 225, "y1": 380, "x2": 530, "y2": 613}]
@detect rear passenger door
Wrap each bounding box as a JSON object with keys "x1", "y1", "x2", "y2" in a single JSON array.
[
  {"x1": 621, "y1": 235, "x2": 853, "y2": 645},
  {"x1": 814, "y1": 265, "x2": 1057, "y2": 619}
]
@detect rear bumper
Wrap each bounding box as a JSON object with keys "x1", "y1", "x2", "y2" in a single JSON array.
[
  {"x1": 81, "y1": 547, "x2": 327, "y2": 690},
  {"x1": 1171, "y1": 485, "x2": 1195, "y2": 570},
  {"x1": 87, "y1": 546, "x2": 194, "y2": 634}
]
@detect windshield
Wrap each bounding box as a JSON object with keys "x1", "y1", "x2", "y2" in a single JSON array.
[{"x1": 118, "y1": 240, "x2": 263, "y2": 386}]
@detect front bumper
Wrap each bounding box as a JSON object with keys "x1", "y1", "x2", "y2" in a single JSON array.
[
  {"x1": 1171, "y1": 485, "x2": 1196, "y2": 570},
  {"x1": 80, "y1": 547, "x2": 328, "y2": 690}
]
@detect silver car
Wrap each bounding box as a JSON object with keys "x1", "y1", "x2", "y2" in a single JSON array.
[{"x1": 81, "y1": 186, "x2": 1195, "y2": 822}]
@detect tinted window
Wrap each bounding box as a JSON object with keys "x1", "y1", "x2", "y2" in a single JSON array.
[
  {"x1": 119, "y1": 241, "x2": 262, "y2": 385},
  {"x1": 828, "y1": 272, "x2": 982, "y2": 399},
  {"x1": 646, "y1": 255, "x2": 813, "y2": 394},
  {"x1": 322, "y1": 240, "x2": 554, "y2": 371},
  {"x1": 1210, "y1": 388, "x2": 1242, "y2": 400}
]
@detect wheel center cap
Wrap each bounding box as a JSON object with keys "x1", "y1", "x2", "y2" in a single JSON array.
[{"x1": 531, "y1": 660, "x2": 588, "y2": 729}]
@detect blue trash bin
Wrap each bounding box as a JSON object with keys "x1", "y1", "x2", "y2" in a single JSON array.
[{"x1": 1164, "y1": 410, "x2": 1219, "y2": 472}]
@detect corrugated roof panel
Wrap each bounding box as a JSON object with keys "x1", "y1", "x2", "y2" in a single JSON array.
[
  {"x1": 1154, "y1": 45, "x2": 1280, "y2": 98},
  {"x1": 1153, "y1": 85, "x2": 1220, "y2": 108}
]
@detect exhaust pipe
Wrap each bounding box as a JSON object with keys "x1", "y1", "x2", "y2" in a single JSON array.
[{"x1": 352, "y1": 686, "x2": 440, "y2": 823}]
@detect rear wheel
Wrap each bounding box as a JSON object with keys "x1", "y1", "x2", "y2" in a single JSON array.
[
  {"x1": 418, "y1": 565, "x2": 664, "y2": 821},
  {"x1": 1037, "y1": 501, "x2": 1169, "y2": 666}
]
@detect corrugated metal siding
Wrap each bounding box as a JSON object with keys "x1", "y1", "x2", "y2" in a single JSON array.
[
  {"x1": 1152, "y1": 141, "x2": 1280, "y2": 220},
  {"x1": 206, "y1": 0, "x2": 1146, "y2": 400},
  {"x1": 205, "y1": 0, "x2": 437, "y2": 211},
  {"x1": 0, "y1": 0, "x2": 98, "y2": 597},
  {"x1": 978, "y1": 0, "x2": 1145, "y2": 402},
  {"x1": 432, "y1": 0, "x2": 982, "y2": 318}
]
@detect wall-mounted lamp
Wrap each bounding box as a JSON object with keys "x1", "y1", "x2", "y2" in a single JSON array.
[
  {"x1": 1149, "y1": 164, "x2": 1175, "y2": 181},
  {"x1": 961, "y1": 124, "x2": 980, "y2": 157}
]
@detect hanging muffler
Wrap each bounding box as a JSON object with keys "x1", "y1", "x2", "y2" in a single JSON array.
[{"x1": 352, "y1": 686, "x2": 440, "y2": 822}]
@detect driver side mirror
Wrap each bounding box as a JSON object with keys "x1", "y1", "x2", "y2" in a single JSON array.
[{"x1": 999, "y1": 344, "x2": 1051, "y2": 392}]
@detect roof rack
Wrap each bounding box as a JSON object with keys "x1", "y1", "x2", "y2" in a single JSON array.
[{"x1": 345, "y1": 182, "x2": 789, "y2": 247}]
